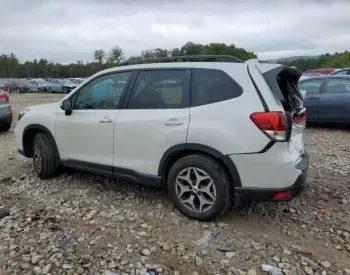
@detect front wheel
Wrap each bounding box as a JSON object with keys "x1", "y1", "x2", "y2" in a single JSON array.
[
  {"x1": 33, "y1": 132, "x2": 59, "y2": 179},
  {"x1": 167, "y1": 154, "x2": 233, "y2": 221}
]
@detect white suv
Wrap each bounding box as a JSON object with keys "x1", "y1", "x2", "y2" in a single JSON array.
[{"x1": 15, "y1": 55, "x2": 308, "y2": 221}]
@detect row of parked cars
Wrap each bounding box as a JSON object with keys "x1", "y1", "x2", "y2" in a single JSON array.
[
  {"x1": 0, "y1": 77, "x2": 86, "y2": 94},
  {"x1": 298, "y1": 67, "x2": 350, "y2": 125}
]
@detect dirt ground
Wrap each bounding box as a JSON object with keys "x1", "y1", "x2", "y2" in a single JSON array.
[{"x1": 0, "y1": 94, "x2": 349, "y2": 275}]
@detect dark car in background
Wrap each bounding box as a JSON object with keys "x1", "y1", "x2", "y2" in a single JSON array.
[
  {"x1": 298, "y1": 75, "x2": 350, "y2": 125},
  {"x1": 5, "y1": 79, "x2": 30, "y2": 93},
  {"x1": 0, "y1": 90, "x2": 12, "y2": 131}
]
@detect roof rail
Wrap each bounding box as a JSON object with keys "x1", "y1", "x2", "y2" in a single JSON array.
[{"x1": 119, "y1": 55, "x2": 244, "y2": 66}]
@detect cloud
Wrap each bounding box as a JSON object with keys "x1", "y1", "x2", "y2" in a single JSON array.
[{"x1": 0, "y1": 0, "x2": 349, "y2": 62}]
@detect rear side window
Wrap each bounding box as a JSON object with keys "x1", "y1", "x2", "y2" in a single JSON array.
[
  {"x1": 325, "y1": 78, "x2": 350, "y2": 93},
  {"x1": 298, "y1": 79, "x2": 323, "y2": 94},
  {"x1": 190, "y1": 69, "x2": 243, "y2": 107}
]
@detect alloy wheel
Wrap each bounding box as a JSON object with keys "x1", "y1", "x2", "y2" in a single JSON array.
[{"x1": 175, "y1": 167, "x2": 217, "y2": 213}]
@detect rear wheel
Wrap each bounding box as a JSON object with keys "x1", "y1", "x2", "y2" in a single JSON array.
[
  {"x1": 32, "y1": 132, "x2": 59, "y2": 178},
  {"x1": 167, "y1": 154, "x2": 233, "y2": 221},
  {"x1": 0, "y1": 123, "x2": 11, "y2": 132}
]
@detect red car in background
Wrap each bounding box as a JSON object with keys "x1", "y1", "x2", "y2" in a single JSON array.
[{"x1": 305, "y1": 68, "x2": 335, "y2": 75}]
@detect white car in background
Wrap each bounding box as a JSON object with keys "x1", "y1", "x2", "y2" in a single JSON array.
[{"x1": 46, "y1": 79, "x2": 64, "y2": 93}]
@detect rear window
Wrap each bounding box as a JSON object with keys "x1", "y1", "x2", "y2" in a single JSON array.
[
  {"x1": 277, "y1": 70, "x2": 304, "y2": 111},
  {"x1": 263, "y1": 67, "x2": 304, "y2": 111},
  {"x1": 190, "y1": 69, "x2": 243, "y2": 107}
]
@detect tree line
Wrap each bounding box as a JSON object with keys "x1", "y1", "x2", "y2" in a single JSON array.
[
  {"x1": 281, "y1": 51, "x2": 350, "y2": 71},
  {"x1": 0, "y1": 42, "x2": 256, "y2": 78},
  {"x1": 1, "y1": 41, "x2": 349, "y2": 78}
]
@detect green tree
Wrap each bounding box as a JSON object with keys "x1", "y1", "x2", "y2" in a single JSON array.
[{"x1": 94, "y1": 49, "x2": 105, "y2": 64}]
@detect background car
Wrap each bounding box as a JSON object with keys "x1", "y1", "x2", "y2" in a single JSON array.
[
  {"x1": 46, "y1": 79, "x2": 63, "y2": 93},
  {"x1": 305, "y1": 68, "x2": 335, "y2": 75},
  {"x1": 5, "y1": 79, "x2": 29, "y2": 93},
  {"x1": 28, "y1": 80, "x2": 41, "y2": 93},
  {"x1": 298, "y1": 75, "x2": 350, "y2": 124},
  {"x1": 0, "y1": 90, "x2": 12, "y2": 131},
  {"x1": 61, "y1": 79, "x2": 78, "y2": 93},
  {"x1": 330, "y1": 68, "x2": 350, "y2": 76}
]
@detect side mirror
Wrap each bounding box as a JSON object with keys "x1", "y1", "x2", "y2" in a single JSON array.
[{"x1": 61, "y1": 98, "x2": 72, "y2": 116}]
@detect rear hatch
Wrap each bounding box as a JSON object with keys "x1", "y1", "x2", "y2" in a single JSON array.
[{"x1": 251, "y1": 63, "x2": 306, "y2": 162}]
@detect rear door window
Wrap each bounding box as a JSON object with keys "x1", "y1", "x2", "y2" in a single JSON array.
[
  {"x1": 190, "y1": 68, "x2": 243, "y2": 107},
  {"x1": 298, "y1": 79, "x2": 323, "y2": 94},
  {"x1": 128, "y1": 70, "x2": 189, "y2": 109}
]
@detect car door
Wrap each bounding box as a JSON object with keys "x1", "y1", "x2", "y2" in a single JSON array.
[
  {"x1": 298, "y1": 78, "x2": 324, "y2": 122},
  {"x1": 114, "y1": 69, "x2": 190, "y2": 176},
  {"x1": 318, "y1": 77, "x2": 350, "y2": 124},
  {"x1": 55, "y1": 71, "x2": 133, "y2": 170}
]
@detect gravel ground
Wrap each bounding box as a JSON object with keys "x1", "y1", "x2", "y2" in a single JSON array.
[{"x1": 0, "y1": 94, "x2": 349, "y2": 275}]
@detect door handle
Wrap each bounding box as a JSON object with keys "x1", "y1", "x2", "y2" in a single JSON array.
[
  {"x1": 99, "y1": 117, "x2": 113, "y2": 123},
  {"x1": 308, "y1": 96, "x2": 320, "y2": 100},
  {"x1": 165, "y1": 118, "x2": 184, "y2": 126}
]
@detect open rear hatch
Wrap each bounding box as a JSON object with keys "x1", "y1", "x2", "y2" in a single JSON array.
[
  {"x1": 245, "y1": 63, "x2": 306, "y2": 164},
  {"x1": 263, "y1": 66, "x2": 306, "y2": 160}
]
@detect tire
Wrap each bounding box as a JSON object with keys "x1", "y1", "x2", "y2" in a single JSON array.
[
  {"x1": 0, "y1": 123, "x2": 11, "y2": 132},
  {"x1": 48, "y1": 88, "x2": 52, "y2": 93},
  {"x1": 32, "y1": 132, "x2": 59, "y2": 179},
  {"x1": 167, "y1": 154, "x2": 233, "y2": 221},
  {"x1": 16, "y1": 88, "x2": 20, "y2": 94}
]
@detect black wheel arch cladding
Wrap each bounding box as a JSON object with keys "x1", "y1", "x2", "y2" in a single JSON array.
[
  {"x1": 158, "y1": 143, "x2": 242, "y2": 187},
  {"x1": 22, "y1": 124, "x2": 60, "y2": 158}
]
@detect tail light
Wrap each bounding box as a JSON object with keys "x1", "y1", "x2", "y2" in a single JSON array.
[
  {"x1": 272, "y1": 190, "x2": 292, "y2": 201},
  {"x1": 250, "y1": 111, "x2": 289, "y2": 141},
  {"x1": 5, "y1": 112, "x2": 12, "y2": 118},
  {"x1": 0, "y1": 93, "x2": 9, "y2": 103}
]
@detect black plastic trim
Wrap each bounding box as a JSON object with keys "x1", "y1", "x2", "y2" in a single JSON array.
[
  {"x1": 61, "y1": 160, "x2": 162, "y2": 187},
  {"x1": 158, "y1": 143, "x2": 242, "y2": 187},
  {"x1": 22, "y1": 124, "x2": 60, "y2": 158},
  {"x1": 235, "y1": 140, "x2": 275, "y2": 155},
  {"x1": 247, "y1": 66, "x2": 269, "y2": 111}
]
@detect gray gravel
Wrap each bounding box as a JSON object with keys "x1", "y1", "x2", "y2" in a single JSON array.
[{"x1": 0, "y1": 94, "x2": 349, "y2": 274}]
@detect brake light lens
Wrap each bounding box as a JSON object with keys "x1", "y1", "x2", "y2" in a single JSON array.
[
  {"x1": 272, "y1": 190, "x2": 292, "y2": 201},
  {"x1": 250, "y1": 111, "x2": 289, "y2": 141},
  {"x1": 0, "y1": 93, "x2": 9, "y2": 103}
]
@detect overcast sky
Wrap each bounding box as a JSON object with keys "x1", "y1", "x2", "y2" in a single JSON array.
[{"x1": 1, "y1": 0, "x2": 349, "y2": 63}]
